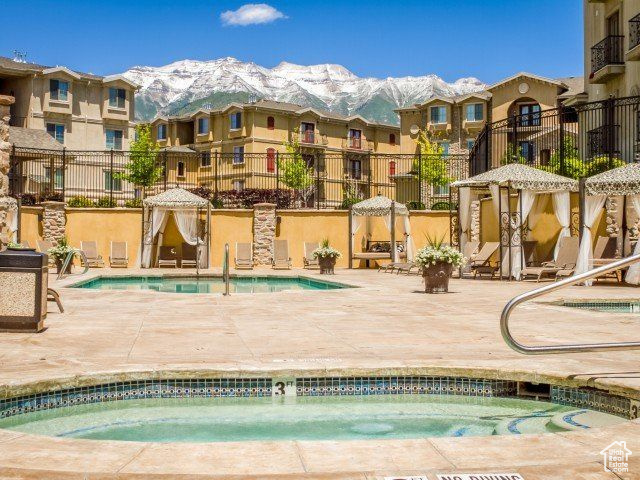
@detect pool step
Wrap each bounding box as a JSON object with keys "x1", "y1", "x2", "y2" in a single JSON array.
[
  {"x1": 493, "y1": 412, "x2": 562, "y2": 435},
  {"x1": 548, "y1": 409, "x2": 622, "y2": 431}
]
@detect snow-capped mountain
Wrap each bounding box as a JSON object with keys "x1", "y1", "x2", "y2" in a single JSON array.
[{"x1": 123, "y1": 57, "x2": 487, "y2": 125}]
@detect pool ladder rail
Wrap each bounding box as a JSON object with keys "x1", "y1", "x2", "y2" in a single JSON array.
[
  {"x1": 56, "y1": 249, "x2": 90, "y2": 280},
  {"x1": 501, "y1": 252, "x2": 640, "y2": 354},
  {"x1": 222, "y1": 243, "x2": 230, "y2": 296}
]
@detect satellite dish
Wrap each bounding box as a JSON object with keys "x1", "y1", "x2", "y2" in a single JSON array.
[{"x1": 409, "y1": 124, "x2": 420, "y2": 135}]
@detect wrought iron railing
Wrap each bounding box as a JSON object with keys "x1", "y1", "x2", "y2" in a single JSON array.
[
  {"x1": 591, "y1": 35, "x2": 624, "y2": 73},
  {"x1": 630, "y1": 13, "x2": 640, "y2": 51}
]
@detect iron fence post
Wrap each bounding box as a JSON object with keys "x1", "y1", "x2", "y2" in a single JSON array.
[
  {"x1": 511, "y1": 114, "x2": 518, "y2": 164},
  {"x1": 316, "y1": 151, "x2": 320, "y2": 209},
  {"x1": 163, "y1": 150, "x2": 168, "y2": 191},
  {"x1": 559, "y1": 107, "x2": 565, "y2": 174},
  {"x1": 9, "y1": 144, "x2": 15, "y2": 197},
  {"x1": 109, "y1": 148, "x2": 114, "y2": 206},
  {"x1": 213, "y1": 151, "x2": 218, "y2": 199},
  {"x1": 367, "y1": 152, "x2": 372, "y2": 200},
  {"x1": 276, "y1": 151, "x2": 280, "y2": 197},
  {"x1": 61, "y1": 147, "x2": 66, "y2": 200},
  {"x1": 49, "y1": 153, "x2": 55, "y2": 195},
  {"x1": 417, "y1": 151, "x2": 422, "y2": 207}
]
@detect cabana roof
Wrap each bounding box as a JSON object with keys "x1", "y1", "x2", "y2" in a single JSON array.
[
  {"x1": 451, "y1": 163, "x2": 579, "y2": 192},
  {"x1": 585, "y1": 162, "x2": 640, "y2": 196},
  {"x1": 351, "y1": 195, "x2": 409, "y2": 217},
  {"x1": 143, "y1": 187, "x2": 209, "y2": 208}
]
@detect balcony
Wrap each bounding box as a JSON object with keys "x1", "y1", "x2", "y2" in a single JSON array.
[
  {"x1": 627, "y1": 13, "x2": 640, "y2": 61},
  {"x1": 300, "y1": 130, "x2": 315, "y2": 144},
  {"x1": 590, "y1": 35, "x2": 625, "y2": 83},
  {"x1": 347, "y1": 137, "x2": 362, "y2": 149}
]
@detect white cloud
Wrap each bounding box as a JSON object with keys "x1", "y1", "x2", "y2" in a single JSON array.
[{"x1": 220, "y1": 3, "x2": 287, "y2": 26}]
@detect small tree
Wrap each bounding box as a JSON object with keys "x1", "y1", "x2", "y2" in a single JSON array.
[
  {"x1": 278, "y1": 128, "x2": 315, "y2": 207},
  {"x1": 116, "y1": 124, "x2": 162, "y2": 198},
  {"x1": 412, "y1": 129, "x2": 452, "y2": 204}
]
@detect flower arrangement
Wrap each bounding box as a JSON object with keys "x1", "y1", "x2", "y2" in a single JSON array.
[
  {"x1": 7, "y1": 242, "x2": 29, "y2": 249},
  {"x1": 47, "y1": 237, "x2": 74, "y2": 262},
  {"x1": 312, "y1": 238, "x2": 342, "y2": 259},
  {"x1": 414, "y1": 235, "x2": 465, "y2": 269}
]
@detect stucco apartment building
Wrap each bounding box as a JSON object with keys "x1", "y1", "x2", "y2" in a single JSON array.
[
  {"x1": 150, "y1": 100, "x2": 401, "y2": 203},
  {"x1": 0, "y1": 56, "x2": 138, "y2": 151}
]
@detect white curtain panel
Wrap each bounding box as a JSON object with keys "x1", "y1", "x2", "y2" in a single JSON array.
[
  {"x1": 458, "y1": 187, "x2": 475, "y2": 253},
  {"x1": 489, "y1": 184, "x2": 502, "y2": 216},
  {"x1": 350, "y1": 215, "x2": 361, "y2": 255},
  {"x1": 174, "y1": 209, "x2": 207, "y2": 268},
  {"x1": 141, "y1": 207, "x2": 168, "y2": 268},
  {"x1": 625, "y1": 195, "x2": 640, "y2": 284},
  {"x1": 509, "y1": 190, "x2": 537, "y2": 280},
  {"x1": 527, "y1": 194, "x2": 549, "y2": 238},
  {"x1": 574, "y1": 194, "x2": 606, "y2": 285},
  {"x1": 383, "y1": 214, "x2": 396, "y2": 262},
  {"x1": 7, "y1": 208, "x2": 18, "y2": 243},
  {"x1": 552, "y1": 192, "x2": 571, "y2": 261},
  {"x1": 403, "y1": 215, "x2": 415, "y2": 261}
]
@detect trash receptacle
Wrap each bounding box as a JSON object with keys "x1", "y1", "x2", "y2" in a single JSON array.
[{"x1": 0, "y1": 247, "x2": 48, "y2": 332}]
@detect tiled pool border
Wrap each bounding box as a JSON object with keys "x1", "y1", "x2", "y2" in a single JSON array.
[
  {"x1": 561, "y1": 299, "x2": 640, "y2": 313},
  {"x1": 0, "y1": 376, "x2": 634, "y2": 420}
]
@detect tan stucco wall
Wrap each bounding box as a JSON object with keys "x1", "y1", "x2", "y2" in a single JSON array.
[{"x1": 19, "y1": 207, "x2": 43, "y2": 247}]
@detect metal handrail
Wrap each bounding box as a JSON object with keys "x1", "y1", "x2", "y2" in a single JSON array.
[
  {"x1": 56, "y1": 249, "x2": 90, "y2": 280},
  {"x1": 223, "y1": 243, "x2": 230, "y2": 296},
  {"x1": 501, "y1": 253, "x2": 640, "y2": 355}
]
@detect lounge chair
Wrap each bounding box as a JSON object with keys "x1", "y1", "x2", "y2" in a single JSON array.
[
  {"x1": 521, "y1": 236, "x2": 579, "y2": 282},
  {"x1": 235, "y1": 242, "x2": 253, "y2": 270},
  {"x1": 379, "y1": 261, "x2": 404, "y2": 273},
  {"x1": 395, "y1": 262, "x2": 419, "y2": 275},
  {"x1": 181, "y1": 243, "x2": 198, "y2": 268},
  {"x1": 468, "y1": 242, "x2": 501, "y2": 278},
  {"x1": 37, "y1": 239, "x2": 55, "y2": 266},
  {"x1": 47, "y1": 288, "x2": 64, "y2": 313},
  {"x1": 303, "y1": 242, "x2": 319, "y2": 269},
  {"x1": 583, "y1": 236, "x2": 621, "y2": 282},
  {"x1": 158, "y1": 246, "x2": 178, "y2": 268},
  {"x1": 109, "y1": 241, "x2": 128, "y2": 268},
  {"x1": 272, "y1": 239, "x2": 292, "y2": 270},
  {"x1": 522, "y1": 240, "x2": 539, "y2": 267},
  {"x1": 80, "y1": 241, "x2": 105, "y2": 268}
]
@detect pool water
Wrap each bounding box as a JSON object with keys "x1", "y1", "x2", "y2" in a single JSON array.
[
  {"x1": 563, "y1": 300, "x2": 640, "y2": 313},
  {"x1": 72, "y1": 276, "x2": 348, "y2": 294},
  {"x1": 0, "y1": 396, "x2": 623, "y2": 443}
]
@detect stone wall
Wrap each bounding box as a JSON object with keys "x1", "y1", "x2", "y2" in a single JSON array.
[
  {"x1": 42, "y1": 202, "x2": 66, "y2": 243},
  {"x1": 253, "y1": 203, "x2": 276, "y2": 266},
  {"x1": 0, "y1": 95, "x2": 17, "y2": 248}
]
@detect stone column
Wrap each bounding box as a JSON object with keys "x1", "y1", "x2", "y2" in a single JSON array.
[
  {"x1": 0, "y1": 95, "x2": 16, "y2": 248},
  {"x1": 605, "y1": 196, "x2": 623, "y2": 256},
  {"x1": 470, "y1": 200, "x2": 481, "y2": 242},
  {"x1": 42, "y1": 202, "x2": 66, "y2": 243},
  {"x1": 253, "y1": 203, "x2": 276, "y2": 266}
]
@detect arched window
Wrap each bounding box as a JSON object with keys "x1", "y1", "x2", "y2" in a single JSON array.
[
  {"x1": 389, "y1": 160, "x2": 396, "y2": 176},
  {"x1": 267, "y1": 148, "x2": 276, "y2": 173},
  {"x1": 389, "y1": 133, "x2": 396, "y2": 145},
  {"x1": 267, "y1": 116, "x2": 275, "y2": 130}
]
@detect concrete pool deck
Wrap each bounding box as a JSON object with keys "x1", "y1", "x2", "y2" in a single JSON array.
[{"x1": 1, "y1": 267, "x2": 640, "y2": 479}]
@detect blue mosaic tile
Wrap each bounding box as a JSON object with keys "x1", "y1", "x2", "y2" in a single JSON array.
[{"x1": 551, "y1": 386, "x2": 631, "y2": 419}]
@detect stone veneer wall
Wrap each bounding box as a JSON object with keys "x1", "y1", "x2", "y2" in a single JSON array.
[
  {"x1": 0, "y1": 95, "x2": 16, "y2": 248},
  {"x1": 253, "y1": 203, "x2": 276, "y2": 266},
  {"x1": 42, "y1": 202, "x2": 66, "y2": 243}
]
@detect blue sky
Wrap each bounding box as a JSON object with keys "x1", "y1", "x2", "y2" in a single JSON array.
[{"x1": 2, "y1": 0, "x2": 583, "y2": 83}]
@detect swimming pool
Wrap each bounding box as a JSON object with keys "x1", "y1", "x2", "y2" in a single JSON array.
[
  {"x1": 71, "y1": 275, "x2": 350, "y2": 293},
  {"x1": 563, "y1": 300, "x2": 640, "y2": 313},
  {"x1": 0, "y1": 394, "x2": 623, "y2": 442}
]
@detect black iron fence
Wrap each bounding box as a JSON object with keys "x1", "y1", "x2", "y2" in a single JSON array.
[
  {"x1": 470, "y1": 95, "x2": 640, "y2": 177},
  {"x1": 9, "y1": 146, "x2": 470, "y2": 210}
]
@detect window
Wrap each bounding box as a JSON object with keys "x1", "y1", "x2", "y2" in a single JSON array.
[
  {"x1": 350, "y1": 159, "x2": 362, "y2": 179},
  {"x1": 46, "y1": 123, "x2": 65, "y2": 143},
  {"x1": 518, "y1": 104, "x2": 541, "y2": 127},
  {"x1": 200, "y1": 152, "x2": 211, "y2": 167},
  {"x1": 301, "y1": 122, "x2": 315, "y2": 143},
  {"x1": 430, "y1": 106, "x2": 447, "y2": 124},
  {"x1": 465, "y1": 103, "x2": 483, "y2": 122},
  {"x1": 466, "y1": 139, "x2": 475, "y2": 151},
  {"x1": 233, "y1": 146, "x2": 245, "y2": 164},
  {"x1": 519, "y1": 141, "x2": 535, "y2": 164},
  {"x1": 106, "y1": 129, "x2": 123, "y2": 150},
  {"x1": 197, "y1": 117, "x2": 209, "y2": 135},
  {"x1": 157, "y1": 124, "x2": 167, "y2": 140},
  {"x1": 389, "y1": 160, "x2": 396, "y2": 176},
  {"x1": 266, "y1": 148, "x2": 276, "y2": 173},
  {"x1": 389, "y1": 133, "x2": 396, "y2": 145},
  {"x1": 232, "y1": 179, "x2": 245, "y2": 191},
  {"x1": 433, "y1": 184, "x2": 450, "y2": 196},
  {"x1": 348, "y1": 129, "x2": 362, "y2": 149},
  {"x1": 267, "y1": 116, "x2": 275, "y2": 130},
  {"x1": 438, "y1": 141, "x2": 450, "y2": 155},
  {"x1": 177, "y1": 161, "x2": 185, "y2": 177},
  {"x1": 108, "y1": 88, "x2": 126, "y2": 109},
  {"x1": 104, "y1": 170, "x2": 122, "y2": 191},
  {"x1": 44, "y1": 167, "x2": 64, "y2": 189},
  {"x1": 50, "y1": 79, "x2": 69, "y2": 101},
  {"x1": 230, "y1": 112, "x2": 242, "y2": 130}
]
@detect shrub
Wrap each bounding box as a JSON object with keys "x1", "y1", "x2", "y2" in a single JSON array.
[
  {"x1": 339, "y1": 197, "x2": 361, "y2": 210},
  {"x1": 124, "y1": 198, "x2": 143, "y2": 208},
  {"x1": 431, "y1": 201, "x2": 453, "y2": 211},
  {"x1": 19, "y1": 192, "x2": 64, "y2": 206},
  {"x1": 95, "y1": 197, "x2": 117, "y2": 208},
  {"x1": 67, "y1": 196, "x2": 95, "y2": 208},
  {"x1": 188, "y1": 188, "x2": 296, "y2": 209},
  {"x1": 406, "y1": 201, "x2": 425, "y2": 210}
]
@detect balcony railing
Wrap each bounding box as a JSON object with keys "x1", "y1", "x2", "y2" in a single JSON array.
[
  {"x1": 347, "y1": 137, "x2": 362, "y2": 149},
  {"x1": 591, "y1": 35, "x2": 624, "y2": 74},
  {"x1": 630, "y1": 13, "x2": 640, "y2": 51},
  {"x1": 300, "y1": 130, "x2": 315, "y2": 144}
]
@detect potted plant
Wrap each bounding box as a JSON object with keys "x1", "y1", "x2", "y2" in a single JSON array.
[
  {"x1": 414, "y1": 237, "x2": 465, "y2": 293},
  {"x1": 47, "y1": 238, "x2": 75, "y2": 274},
  {"x1": 312, "y1": 238, "x2": 342, "y2": 274}
]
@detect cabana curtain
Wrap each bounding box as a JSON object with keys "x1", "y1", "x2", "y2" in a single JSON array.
[
  {"x1": 174, "y1": 210, "x2": 207, "y2": 268},
  {"x1": 458, "y1": 187, "x2": 476, "y2": 254},
  {"x1": 625, "y1": 195, "x2": 640, "y2": 284},
  {"x1": 142, "y1": 209, "x2": 168, "y2": 268},
  {"x1": 574, "y1": 194, "x2": 606, "y2": 285},
  {"x1": 510, "y1": 190, "x2": 537, "y2": 280},
  {"x1": 552, "y1": 192, "x2": 571, "y2": 261}
]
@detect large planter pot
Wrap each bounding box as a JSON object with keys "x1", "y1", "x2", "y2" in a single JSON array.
[
  {"x1": 422, "y1": 261, "x2": 453, "y2": 293},
  {"x1": 318, "y1": 256, "x2": 337, "y2": 274},
  {"x1": 54, "y1": 258, "x2": 72, "y2": 275}
]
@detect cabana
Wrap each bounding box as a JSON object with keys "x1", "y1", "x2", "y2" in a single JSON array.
[
  {"x1": 348, "y1": 195, "x2": 415, "y2": 268},
  {"x1": 140, "y1": 188, "x2": 211, "y2": 269},
  {"x1": 451, "y1": 164, "x2": 579, "y2": 280},
  {"x1": 578, "y1": 163, "x2": 640, "y2": 285}
]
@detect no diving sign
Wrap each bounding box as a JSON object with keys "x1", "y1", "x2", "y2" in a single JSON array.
[{"x1": 384, "y1": 475, "x2": 524, "y2": 480}]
